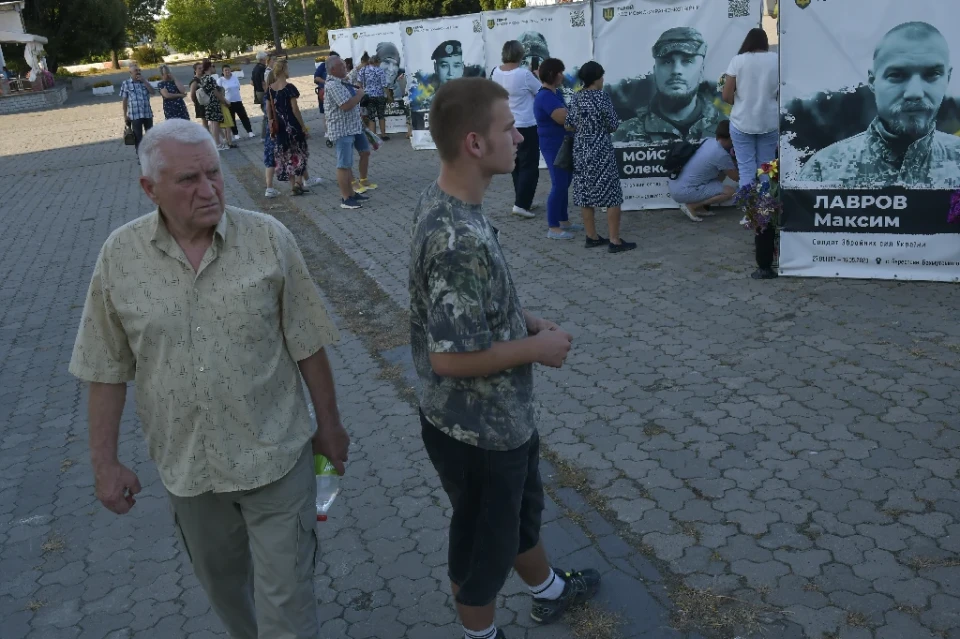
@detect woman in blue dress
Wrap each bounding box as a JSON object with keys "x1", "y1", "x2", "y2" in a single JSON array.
[
  {"x1": 156, "y1": 65, "x2": 189, "y2": 120},
  {"x1": 566, "y1": 61, "x2": 637, "y2": 253}
]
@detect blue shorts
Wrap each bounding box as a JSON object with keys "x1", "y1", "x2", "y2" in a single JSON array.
[{"x1": 334, "y1": 133, "x2": 370, "y2": 169}]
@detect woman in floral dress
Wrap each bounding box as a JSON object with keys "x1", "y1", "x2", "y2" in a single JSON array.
[
  {"x1": 199, "y1": 59, "x2": 234, "y2": 151},
  {"x1": 566, "y1": 61, "x2": 636, "y2": 254},
  {"x1": 157, "y1": 65, "x2": 189, "y2": 120},
  {"x1": 267, "y1": 59, "x2": 310, "y2": 195}
]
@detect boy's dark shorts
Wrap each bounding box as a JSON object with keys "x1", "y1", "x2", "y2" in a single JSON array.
[{"x1": 420, "y1": 411, "x2": 545, "y2": 607}]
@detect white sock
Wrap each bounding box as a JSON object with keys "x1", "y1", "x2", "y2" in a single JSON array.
[
  {"x1": 530, "y1": 568, "x2": 566, "y2": 600},
  {"x1": 463, "y1": 623, "x2": 497, "y2": 639}
]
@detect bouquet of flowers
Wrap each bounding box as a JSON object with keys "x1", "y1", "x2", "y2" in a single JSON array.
[
  {"x1": 717, "y1": 73, "x2": 727, "y2": 94},
  {"x1": 949, "y1": 190, "x2": 960, "y2": 224},
  {"x1": 737, "y1": 160, "x2": 781, "y2": 234}
]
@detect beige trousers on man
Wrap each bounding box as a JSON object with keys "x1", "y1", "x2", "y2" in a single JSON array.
[{"x1": 168, "y1": 444, "x2": 319, "y2": 639}]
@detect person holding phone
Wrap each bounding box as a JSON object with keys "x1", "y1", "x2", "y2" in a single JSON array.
[{"x1": 119, "y1": 63, "x2": 156, "y2": 154}]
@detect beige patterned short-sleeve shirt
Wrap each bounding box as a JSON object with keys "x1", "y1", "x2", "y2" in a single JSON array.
[{"x1": 69, "y1": 206, "x2": 339, "y2": 497}]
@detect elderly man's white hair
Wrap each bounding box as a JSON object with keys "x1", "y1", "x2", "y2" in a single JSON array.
[
  {"x1": 139, "y1": 119, "x2": 218, "y2": 180},
  {"x1": 256, "y1": 50, "x2": 268, "y2": 62}
]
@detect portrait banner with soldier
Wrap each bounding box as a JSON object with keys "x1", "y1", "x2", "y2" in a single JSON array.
[
  {"x1": 343, "y1": 23, "x2": 408, "y2": 134},
  {"x1": 402, "y1": 14, "x2": 487, "y2": 150},
  {"x1": 593, "y1": 0, "x2": 762, "y2": 210},
  {"x1": 779, "y1": 0, "x2": 960, "y2": 282},
  {"x1": 481, "y1": 1, "x2": 594, "y2": 104}
]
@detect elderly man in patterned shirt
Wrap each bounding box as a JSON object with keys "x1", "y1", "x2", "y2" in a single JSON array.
[
  {"x1": 119, "y1": 62, "x2": 156, "y2": 154},
  {"x1": 325, "y1": 55, "x2": 376, "y2": 209},
  {"x1": 409, "y1": 77, "x2": 601, "y2": 639},
  {"x1": 69, "y1": 119, "x2": 349, "y2": 639}
]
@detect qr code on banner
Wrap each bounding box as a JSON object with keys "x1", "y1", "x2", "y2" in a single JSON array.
[
  {"x1": 570, "y1": 9, "x2": 586, "y2": 27},
  {"x1": 728, "y1": 0, "x2": 750, "y2": 17},
  {"x1": 473, "y1": 19, "x2": 481, "y2": 33}
]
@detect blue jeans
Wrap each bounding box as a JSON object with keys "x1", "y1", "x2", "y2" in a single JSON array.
[
  {"x1": 540, "y1": 137, "x2": 571, "y2": 228},
  {"x1": 730, "y1": 124, "x2": 778, "y2": 188}
]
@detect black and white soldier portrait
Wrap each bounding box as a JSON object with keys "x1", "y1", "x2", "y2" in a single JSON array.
[
  {"x1": 797, "y1": 22, "x2": 960, "y2": 188},
  {"x1": 611, "y1": 27, "x2": 725, "y2": 145}
]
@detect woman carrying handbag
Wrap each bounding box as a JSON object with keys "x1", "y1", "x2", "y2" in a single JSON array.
[{"x1": 533, "y1": 58, "x2": 581, "y2": 241}]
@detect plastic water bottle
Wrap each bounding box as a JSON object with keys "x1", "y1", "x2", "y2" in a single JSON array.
[
  {"x1": 306, "y1": 399, "x2": 339, "y2": 521},
  {"x1": 314, "y1": 454, "x2": 339, "y2": 522}
]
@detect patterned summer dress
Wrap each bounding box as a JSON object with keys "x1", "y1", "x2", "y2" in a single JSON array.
[
  {"x1": 566, "y1": 89, "x2": 623, "y2": 208},
  {"x1": 200, "y1": 75, "x2": 224, "y2": 123},
  {"x1": 158, "y1": 80, "x2": 189, "y2": 120},
  {"x1": 268, "y1": 84, "x2": 308, "y2": 181}
]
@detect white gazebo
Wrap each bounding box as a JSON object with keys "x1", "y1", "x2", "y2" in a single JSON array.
[
  {"x1": 0, "y1": 0, "x2": 66, "y2": 113},
  {"x1": 0, "y1": 0, "x2": 49, "y2": 79}
]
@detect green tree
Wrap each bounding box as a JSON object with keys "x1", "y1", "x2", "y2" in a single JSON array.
[
  {"x1": 23, "y1": 0, "x2": 127, "y2": 71},
  {"x1": 125, "y1": 0, "x2": 163, "y2": 43}
]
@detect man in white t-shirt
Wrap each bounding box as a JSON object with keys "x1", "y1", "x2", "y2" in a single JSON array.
[
  {"x1": 669, "y1": 120, "x2": 739, "y2": 222},
  {"x1": 218, "y1": 64, "x2": 255, "y2": 138}
]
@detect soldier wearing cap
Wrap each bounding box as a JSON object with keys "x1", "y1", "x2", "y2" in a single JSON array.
[
  {"x1": 518, "y1": 31, "x2": 550, "y2": 72},
  {"x1": 433, "y1": 40, "x2": 465, "y2": 84},
  {"x1": 799, "y1": 21, "x2": 960, "y2": 187},
  {"x1": 613, "y1": 27, "x2": 724, "y2": 144}
]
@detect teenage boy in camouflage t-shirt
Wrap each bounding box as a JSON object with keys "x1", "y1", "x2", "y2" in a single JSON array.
[{"x1": 408, "y1": 77, "x2": 601, "y2": 639}]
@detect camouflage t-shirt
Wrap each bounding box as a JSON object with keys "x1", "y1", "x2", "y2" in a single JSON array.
[{"x1": 409, "y1": 182, "x2": 535, "y2": 451}]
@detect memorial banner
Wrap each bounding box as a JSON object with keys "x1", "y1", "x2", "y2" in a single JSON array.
[
  {"x1": 402, "y1": 14, "x2": 486, "y2": 150},
  {"x1": 330, "y1": 24, "x2": 408, "y2": 134},
  {"x1": 481, "y1": 1, "x2": 593, "y2": 103},
  {"x1": 593, "y1": 0, "x2": 760, "y2": 210},
  {"x1": 779, "y1": 0, "x2": 960, "y2": 281}
]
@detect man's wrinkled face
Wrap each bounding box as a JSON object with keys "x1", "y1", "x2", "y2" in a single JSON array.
[
  {"x1": 654, "y1": 52, "x2": 704, "y2": 101},
  {"x1": 436, "y1": 55, "x2": 464, "y2": 84},
  {"x1": 871, "y1": 31, "x2": 952, "y2": 139},
  {"x1": 141, "y1": 141, "x2": 225, "y2": 232}
]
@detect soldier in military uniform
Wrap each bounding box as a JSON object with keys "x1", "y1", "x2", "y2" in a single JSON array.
[
  {"x1": 613, "y1": 27, "x2": 725, "y2": 144},
  {"x1": 417, "y1": 40, "x2": 465, "y2": 112},
  {"x1": 800, "y1": 22, "x2": 960, "y2": 187},
  {"x1": 518, "y1": 31, "x2": 550, "y2": 73}
]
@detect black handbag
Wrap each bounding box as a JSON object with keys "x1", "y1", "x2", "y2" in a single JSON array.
[
  {"x1": 554, "y1": 136, "x2": 573, "y2": 171},
  {"x1": 123, "y1": 123, "x2": 136, "y2": 146}
]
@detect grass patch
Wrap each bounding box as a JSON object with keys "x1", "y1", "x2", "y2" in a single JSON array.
[
  {"x1": 568, "y1": 603, "x2": 622, "y2": 639},
  {"x1": 845, "y1": 611, "x2": 869, "y2": 627},
  {"x1": 802, "y1": 581, "x2": 821, "y2": 593},
  {"x1": 59, "y1": 459, "x2": 74, "y2": 473},
  {"x1": 672, "y1": 587, "x2": 781, "y2": 636},
  {"x1": 643, "y1": 424, "x2": 667, "y2": 437},
  {"x1": 25, "y1": 600, "x2": 46, "y2": 612},
  {"x1": 907, "y1": 556, "x2": 960, "y2": 570},
  {"x1": 895, "y1": 604, "x2": 923, "y2": 616},
  {"x1": 41, "y1": 532, "x2": 66, "y2": 554},
  {"x1": 541, "y1": 448, "x2": 591, "y2": 492}
]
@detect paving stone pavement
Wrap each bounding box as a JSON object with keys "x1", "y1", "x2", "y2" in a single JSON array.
[{"x1": 1, "y1": 61, "x2": 959, "y2": 639}]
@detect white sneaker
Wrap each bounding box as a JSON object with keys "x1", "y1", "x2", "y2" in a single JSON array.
[
  {"x1": 248, "y1": 132, "x2": 257, "y2": 138},
  {"x1": 217, "y1": 144, "x2": 230, "y2": 151},
  {"x1": 264, "y1": 187, "x2": 280, "y2": 198},
  {"x1": 679, "y1": 203, "x2": 703, "y2": 222},
  {"x1": 305, "y1": 177, "x2": 323, "y2": 187},
  {"x1": 511, "y1": 205, "x2": 536, "y2": 219}
]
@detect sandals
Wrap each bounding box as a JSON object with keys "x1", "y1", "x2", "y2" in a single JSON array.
[{"x1": 292, "y1": 185, "x2": 305, "y2": 196}]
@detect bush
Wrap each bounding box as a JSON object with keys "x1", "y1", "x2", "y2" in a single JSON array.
[
  {"x1": 214, "y1": 36, "x2": 244, "y2": 58},
  {"x1": 147, "y1": 74, "x2": 162, "y2": 81},
  {"x1": 131, "y1": 45, "x2": 166, "y2": 66},
  {"x1": 55, "y1": 67, "x2": 77, "y2": 77},
  {"x1": 92, "y1": 80, "x2": 112, "y2": 88}
]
